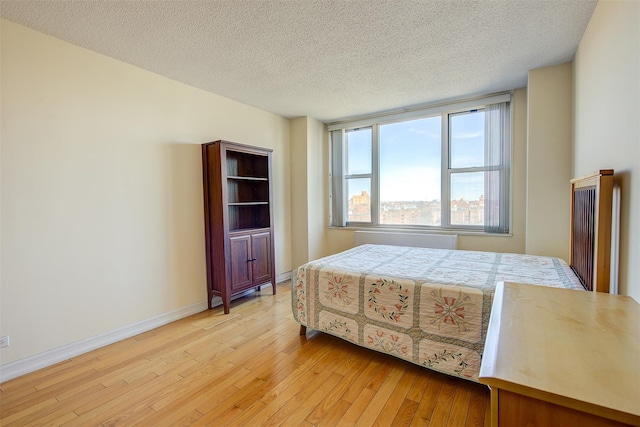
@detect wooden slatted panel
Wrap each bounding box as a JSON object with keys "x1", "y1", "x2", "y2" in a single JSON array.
[
  {"x1": 569, "y1": 169, "x2": 614, "y2": 294},
  {"x1": 571, "y1": 186, "x2": 596, "y2": 291}
]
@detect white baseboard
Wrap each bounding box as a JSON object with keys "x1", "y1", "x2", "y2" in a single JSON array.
[
  {"x1": 1, "y1": 272, "x2": 294, "y2": 383},
  {"x1": 0, "y1": 300, "x2": 208, "y2": 383},
  {"x1": 276, "y1": 271, "x2": 292, "y2": 283}
]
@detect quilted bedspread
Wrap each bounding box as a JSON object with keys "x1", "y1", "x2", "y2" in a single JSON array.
[{"x1": 291, "y1": 244, "x2": 584, "y2": 382}]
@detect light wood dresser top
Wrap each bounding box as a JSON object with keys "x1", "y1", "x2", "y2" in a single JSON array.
[{"x1": 479, "y1": 281, "x2": 640, "y2": 426}]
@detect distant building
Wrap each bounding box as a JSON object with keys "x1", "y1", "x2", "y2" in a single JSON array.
[
  {"x1": 348, "y1": 191, "x2": 485, "y2": 226},
  {"x1": 351, "y1": 190, "x2": 370, "y2": 205},
  {"x1": 348, "y1": 190, "x2": 371, "y2": 222}
]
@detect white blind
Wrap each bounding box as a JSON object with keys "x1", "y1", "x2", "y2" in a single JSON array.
[
  {"x1": 330, "y1": 130, "x2": 346, "y2": 227},
  {"x1": 484, "y1": 102, "x2": 510, "y2": 233}
]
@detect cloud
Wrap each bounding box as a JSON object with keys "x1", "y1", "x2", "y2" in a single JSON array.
[{"x1": 451, "y1": 130, "x2": 483, "y2": 139}]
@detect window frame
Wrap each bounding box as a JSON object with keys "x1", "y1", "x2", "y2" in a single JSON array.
[
  {"x1": 329, "y1": 93, "x2": 513, "y2": 234},
  {"x1": 343, "y1": 126, "x2": 379, "y2": 225}
]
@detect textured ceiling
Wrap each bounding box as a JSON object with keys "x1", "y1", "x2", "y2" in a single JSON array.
[{"x1": 1, "y1": 0, "x2": 597, "y2": 123}]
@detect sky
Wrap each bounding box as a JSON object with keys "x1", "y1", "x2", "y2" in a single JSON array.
[{"x1": 346, "y1": 111, "x2": 486, "y2": 203}]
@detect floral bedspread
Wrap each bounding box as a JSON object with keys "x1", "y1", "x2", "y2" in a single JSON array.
[{"x1": 291, "y1": 244, "x2": 583, "y2": 382}]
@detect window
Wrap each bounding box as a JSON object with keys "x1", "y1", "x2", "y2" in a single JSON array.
[
  {"x1": 345, "y1": 128, "x2": 373, "y2": 223},
  {"x1": 330, "y1": 94, "x2": 511, "y2": 233}
]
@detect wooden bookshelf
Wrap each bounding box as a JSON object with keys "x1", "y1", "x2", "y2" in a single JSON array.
[{"x1": 202, "y1": 140, "x2": 276, "y2": 313}]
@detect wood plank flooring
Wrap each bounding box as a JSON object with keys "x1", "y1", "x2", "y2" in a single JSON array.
[{"x1": 0, "y1": 282, "x2": 490, "y2": 426}]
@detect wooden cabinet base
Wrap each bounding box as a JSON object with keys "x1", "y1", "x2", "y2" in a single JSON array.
[
  {"x1": 493, "y1": 389, "x2": 632, "y2": 427},
  {"x1": 480, "y1": 282, "x2": 639, "y2": 427}
]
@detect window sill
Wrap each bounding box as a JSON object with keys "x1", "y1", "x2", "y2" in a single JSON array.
[{"x1": 327, "y1": 225, "x2": 513, "y2": 238}]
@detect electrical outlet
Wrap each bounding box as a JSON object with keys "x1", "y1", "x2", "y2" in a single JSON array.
[{"x1": 0, "y1": 336, "x2": 9, "y2": 348}]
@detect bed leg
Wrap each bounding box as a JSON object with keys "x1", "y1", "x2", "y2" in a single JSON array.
[{"x1": 299, "y1": 325, "x2": 307, "y2": 335}]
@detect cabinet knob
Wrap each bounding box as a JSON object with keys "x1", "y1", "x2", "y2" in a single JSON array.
[{"x1": 247, "y1": 258, "x2": 257, "y2": 262}]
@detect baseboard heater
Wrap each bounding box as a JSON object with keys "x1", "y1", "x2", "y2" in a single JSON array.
[{"x1": 353, "y1": 231, "x2": 457, "y2": 250}]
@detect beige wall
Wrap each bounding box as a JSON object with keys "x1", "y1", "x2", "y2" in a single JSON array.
[
  {"x1": 289, "y1": 116, "x2": 327, "y2": 267},
  {"x1": 306, "y1": 118, "x2": 327, "y2": 262},
  {"x1": 321, "y1": 88, "x2": 529, "y2": 255},
  {"x1": 526, "y1": 63, "x2": 573, "y2": 260},
  {"x1": 0, "y1": 20, "x2": 292, "y2": 365},
  {"x1": 289, "y1": 118, "x2": 310, "y2": 268},
  {"x1": 573, "y1": 0, "x2": 639, "y2": 301}
]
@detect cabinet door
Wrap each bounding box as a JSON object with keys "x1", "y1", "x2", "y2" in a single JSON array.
[
  {"x1": 251, "y1": 231, "x2": 272, "y2": 285},
  {"x1": 229, "y1": 234, "x2": 252, "y2": 292}
]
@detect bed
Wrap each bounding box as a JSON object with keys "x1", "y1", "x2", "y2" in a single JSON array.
[{"x1": 291, "y1": 170, "x2": 614, "y2": 382}]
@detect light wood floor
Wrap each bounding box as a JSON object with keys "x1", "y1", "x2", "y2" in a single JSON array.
[{"x1": 0, "y1": 282, "x2": 489, "y2": 426}]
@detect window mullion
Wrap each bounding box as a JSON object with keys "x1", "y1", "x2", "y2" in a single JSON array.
[
  {"x1": 449, "y1": 166, "x2": 497, "y2": 174},
  {"x1": 441, "y1": 113, "x2": 451, "y2": 227},
  {"x1": 371, "y1": 124, "x2": 380, "y2": 225},
  {"x1": 345, "y1": 173, "x2": 373, "y2": 179}
]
